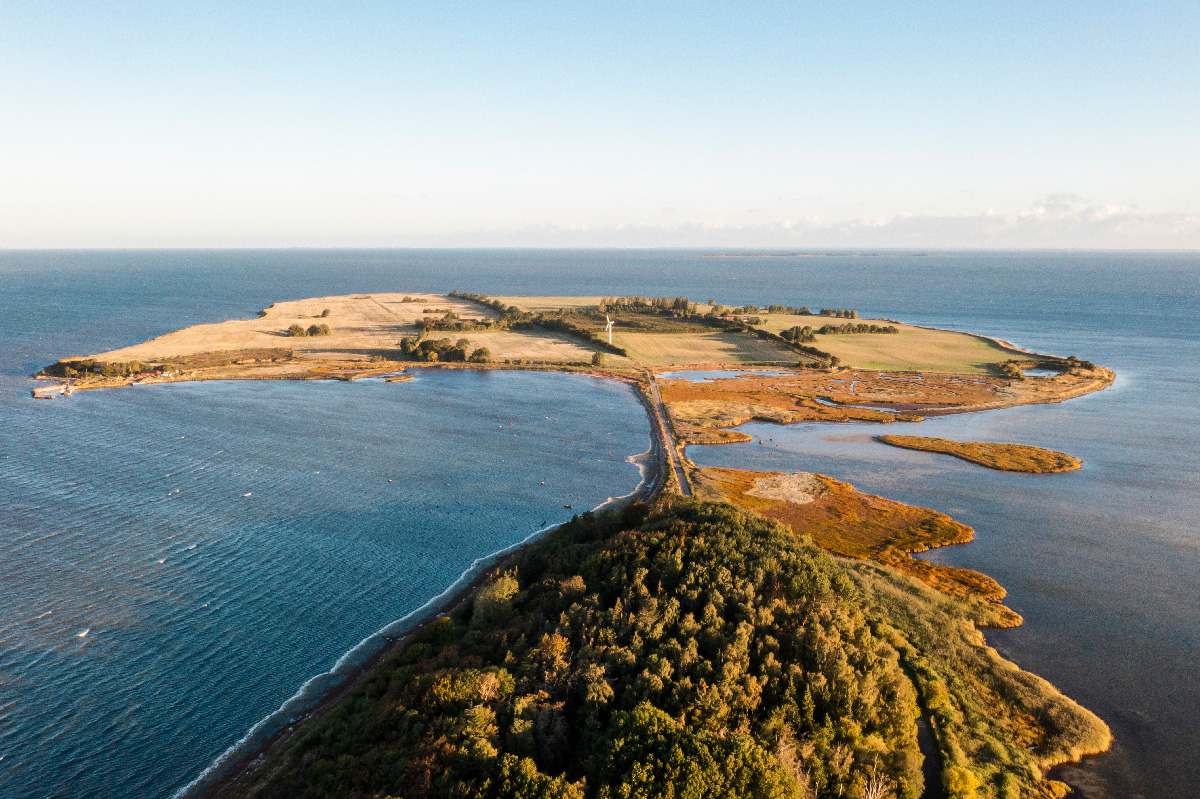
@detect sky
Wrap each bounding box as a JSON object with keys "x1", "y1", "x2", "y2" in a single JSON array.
[{"x1": 1, "y1": 1, "x2": 1197, "y2": 248}]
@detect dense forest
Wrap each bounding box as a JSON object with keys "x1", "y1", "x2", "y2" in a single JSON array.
[{"x1": 231, "y1": 501, "x2": 1106, "y2": 799}]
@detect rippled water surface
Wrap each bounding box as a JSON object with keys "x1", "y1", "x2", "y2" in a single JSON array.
[
  {"x1": 1, "y1": 373, "x2": 650, "y2": 797},
  {"x1": 1, "y1": 250, "x2": 1198, "y2": 798}
]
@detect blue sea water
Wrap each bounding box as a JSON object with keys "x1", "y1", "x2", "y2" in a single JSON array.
[{"x1": 1, "y1": 250, "x2": 1197, "y2": 798}]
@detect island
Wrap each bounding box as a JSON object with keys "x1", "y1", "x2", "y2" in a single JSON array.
[
  {"x1": 877, "y1": 436, "x2": 1083, "y2": 474},
  {"x1": 34, "y1": 293, "x2": 1115, "y2": 799}
]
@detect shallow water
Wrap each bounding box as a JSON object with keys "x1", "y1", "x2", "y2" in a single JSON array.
[
  {"x1": 658, "y1": 369, "x2": 795, "y2": 381},
  {"x1": 1, "y1": 249, "x2": 1197, "y2": 797}
]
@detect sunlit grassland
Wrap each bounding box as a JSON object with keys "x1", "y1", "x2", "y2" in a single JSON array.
[
  {"x1": 611, "y1": 332, "x2": 797, "y2": 367},
  {"x1": 489, "y1": 295, "x2": 605, "y2": 313},
  {"x1": 752, "y1": 315, "x2": 1020, "y2": 373},
  {"x1": 88, "y1": 293, "x2": 604, "y2": 367}
]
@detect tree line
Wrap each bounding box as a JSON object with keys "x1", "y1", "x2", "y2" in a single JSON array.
[
  {"x1": 41, "y1": 359, "x2": 160, "y2": 378},
  {"x1": 815, "y1": 324, "x2": 898, "y2": 335},
  {"x1": 597, "y1": 296, "x2": 693, "y2": 314}
]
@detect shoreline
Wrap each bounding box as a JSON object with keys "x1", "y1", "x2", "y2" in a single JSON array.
[
  {"x1": 182, "y1": 375, "x2": 666, "y2": 799},
  {"x1": 190, "y1": 536, "x2": 531, "y2": 799}
]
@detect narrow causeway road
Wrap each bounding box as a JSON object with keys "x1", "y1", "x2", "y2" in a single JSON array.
[{"x1": 646, "y1": 372, "x2": 691, "y2": 496}]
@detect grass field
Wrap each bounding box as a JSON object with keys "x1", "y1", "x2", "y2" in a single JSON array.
[
  {"x1": 88, "y1": 293, "x2": 600, "y2": 365},
  {"x1": 752, "y1": 314, "x2": 1020, "y2": 373},
  {"x1": 611, "y1": 331, "x2": 797, "y2": 366},
  {"x1": 489, "y1": 295, "x2": 604, "y2": 312}
]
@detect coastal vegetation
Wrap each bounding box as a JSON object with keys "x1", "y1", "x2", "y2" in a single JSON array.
[
  {"x1": 657, "y1": 372, "x2": 943, "y2": 445},
  {"x1": 655, "y1": 362, "x2": 1113, "y2": 446},
  {"x1": 877, "y1": 436, "x2": 1083, "y2": 474},
  {"x1": 229, "y1": 501, "x2": 1108, "y2": 799},
  {"x1": 42, "y1": 348, "x2": 296, "y2": 378},
  {"x1": 995, "y1": 356, "x2": 1097, "y2": 381},
  {"x1": 41, "y1": 358, "x2": 153, "y2": 378},
  {"x1": 846, "y1": 561, "x2": 1111, "y2": 798},
  {"x1": 996, "y1": 362, "x2": 1026, "y2": 380},
  {"x1": 690, "y1": 468, "x2": 1017, "y2": 625}
]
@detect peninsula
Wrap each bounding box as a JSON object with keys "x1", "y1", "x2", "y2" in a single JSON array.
[{"x1": 37, "y1": 293, "x2": 1114, "y2": 798}]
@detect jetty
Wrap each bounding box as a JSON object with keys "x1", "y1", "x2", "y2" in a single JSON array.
[{"x1": 32, "y1": 383, "x2": 73, "y2": 399}]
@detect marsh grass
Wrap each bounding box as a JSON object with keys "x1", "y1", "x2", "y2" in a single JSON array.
[
  {"x1": 847, "y1": 561, "x2": 1112, "y2": 798},
  {"x1": 664, "y1": 394, "x2": 901, "y2": 446},
  {"x1": 692, "y1": 468, "x2": 1019, "y2": 624},
  {"x1": 878, "y1": 436, "x2": 1082, "y2": 474}
]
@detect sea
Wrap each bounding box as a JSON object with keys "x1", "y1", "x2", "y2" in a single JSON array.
[{"x1": 0, "y1": 250, "x2": 1196, "y2": 798}]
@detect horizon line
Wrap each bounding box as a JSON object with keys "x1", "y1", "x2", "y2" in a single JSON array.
[{"x1": 2, "y1": 246, "x2": 1199, "y2": 253}]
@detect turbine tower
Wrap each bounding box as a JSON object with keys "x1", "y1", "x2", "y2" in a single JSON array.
[{"x1": 605, "y1": 315, "x2": 614, "y2": 345}]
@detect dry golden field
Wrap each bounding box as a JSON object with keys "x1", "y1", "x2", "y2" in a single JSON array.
[
  {"x1": 489, "y1": 295, "x2": 605, "y2": 313},
  {"x1": 612, "y1": 331, "x2": 797, "y2": 367},
  {"x1": 85, "y1": 293, "x2": 603, "y2": 366}
]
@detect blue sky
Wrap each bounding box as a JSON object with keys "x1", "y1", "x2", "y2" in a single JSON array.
[{"x1": 1, "y1": 1, "x2": 1197, "y2": 247}]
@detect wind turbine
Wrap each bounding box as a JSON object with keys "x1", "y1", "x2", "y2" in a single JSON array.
[{"x1": 605, "y1": 315, "x2": 614, "y2": 345}]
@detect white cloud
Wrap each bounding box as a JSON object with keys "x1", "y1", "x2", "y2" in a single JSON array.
[
  {"x1": 388, "y1": 197, "x2": 1200, "y2": 249},
  {"x1": 3, "y1": 193, "x2": 1197, "y2": 249}
]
